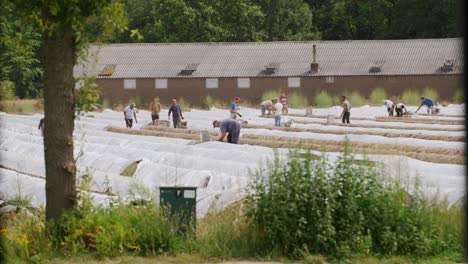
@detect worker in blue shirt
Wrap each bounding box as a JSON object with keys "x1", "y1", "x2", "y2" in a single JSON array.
[
  {"x1": 229, "y1": 97, "x2": 241, "y2": 119},
  {"x1": 415, "y1": 97, "x2": 435, "y2": 114}
]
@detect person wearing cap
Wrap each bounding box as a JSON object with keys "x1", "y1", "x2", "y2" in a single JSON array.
[
  {"x1": 230, "y1": 97, "x2": 241, "y2": 119},
  {"x1": 260, "y1": 99, "x2": 274, "y2": 116},
  {"x1": 168, "y1": 99, "x2": 184, "y2": 128},
  {"x1": 149, "y1": 97, "x2": 161, "y2": 126},
  {"x1": 416, "y1": 97, "x2": 435, "y2": 114},
  {"x1": 123, "y1": 103, "x2": 138, "y2": 128},
  {"x1": 383, "y1": 99, "x2": 395, "y2": 117},
  {"x1": 212, "y1": 119, "x2": 241, "y2": 144}
]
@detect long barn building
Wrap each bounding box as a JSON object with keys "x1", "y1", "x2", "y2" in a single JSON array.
[{"x1": 75, "y1": 38, "x2": 463, "y2": 106}]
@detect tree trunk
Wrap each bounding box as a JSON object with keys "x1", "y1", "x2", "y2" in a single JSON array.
[{"x1": 43, "y1": 23, "x2": 76, "y2": 220}]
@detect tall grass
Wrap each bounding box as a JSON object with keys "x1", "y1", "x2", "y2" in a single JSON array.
[
  {"x1": 1, "y1": 150, "x2": 462, "y2": 262},
  {"x1": 422, "y1": 87, "x2": 440, "y2": 102},
  {"x1": 246, "y1": 149, "x2": 463, "y2": 259},
  {"x1": 452, "y1": 87, "x2": 464, "y2": 103},
  {"x1": 348, "y1": 91, "x2": 365, "y2": 107},
  {"x1": 400, "y1": 89, "x2": 422, "y2": 106},
  {"x1": 314, "y1": 91, "x2": 333, "y2": 107},
  {"x1": 369, "y1": 87, "x2": 387, "y2": 105},
  {"x1": 202, "y1": 95, "x2": 223, "y2": 109},
  {"x1": 288, "y1": 91, "x2": 309, "y2": 108},
  {"x1": 260, "y1": 90, "x2": 280, "y2": 103},
  {"x1": 0, "y1": 99, "x2": 43, "y2": 114}
]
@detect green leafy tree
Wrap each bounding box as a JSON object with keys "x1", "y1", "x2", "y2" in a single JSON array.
[
  {"x1": 256, "y1": 0, "x2": 319, "y2": 40},
  {"x1": 0, "y1": 2, "x2": 43, "y2": 98},
  {"x1": 10, "y1": 0, "x2": 126, "y2": 221}
]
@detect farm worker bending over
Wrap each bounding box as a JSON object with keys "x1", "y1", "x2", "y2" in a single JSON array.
[
  {"x1": 340, "y1": 95, "x2": 351, "y2": 124},
  {"x1": 280, "y1": 92, "x2": 289, "y2": 114},
  {"x1": 149, "y1": 97, "x2": 161, "y2": 126},
  {"x1": 260, "y1": 100, "x2": 274, "y2": 116},
  {"x1": 230, "y1": 97, "x2": 241, "y2": 119},
  {"x1": 123, "y1": 103, "x2": 138, "y2": 128},
  {"x1": 168, "y1": 99, "x2": 184, "y2": 128},
  {"x1": 38, "y1": 117, "x2": 45, "y2": 135},
  {"x1": 415, "y1": 97, "x2": 435, "y2": 114},
  {"x1": 273, "y1": 99, "x2": 283, "y2": 127},
  {"x1": 383, "y1": 99, "x2": 395, "y2": 116},
  {"x1": 395, "y1": 103, "x2": 407, "y2": 117},
  {"x1": 212, "y1": 119, "x2": 241, "y2": 144}
]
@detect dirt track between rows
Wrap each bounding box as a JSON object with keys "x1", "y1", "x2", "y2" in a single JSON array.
[{"x1": 106, "y1": 126, "x2": 465, "y2": 165}]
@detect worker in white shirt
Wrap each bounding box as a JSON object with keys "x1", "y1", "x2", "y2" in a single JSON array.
[{"x1": 383, "y1": 99, "x2": 395, "y2": 117}]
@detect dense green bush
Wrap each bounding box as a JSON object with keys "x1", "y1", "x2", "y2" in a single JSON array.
[
  {"x1": 288, "y1": 91, "x2": 308, "y2": 108},
  {"x1": 400, "y1": 89, "x2": 422, "y2": 106},
  {"x1": 369, "y1": 87, "x2": 387, "y2": 105},
  {"x1": 202, "y1": 95, "x2": 224, "y2": 109},
  {"x1": 0, "y1": 80, "x2": 16, "y2": 100},
  {"x1": 260, "y1": 90, "x2": 281, "y2": 103},
  {"x1": 452, "y1": 88, "x2": 464, "y2": 103},
  {"x1": 348, "y1": 91, "x2": 365, "y2": 107},
  {"x1": 314, "y1": 90, "x2": 333, "y2": 107},
  {"x1": 246, "y1": 149, "x2": 462, "y2": 259},
  {"x1": 422, "y1": 87, "x2": 439, "y2": 102}
]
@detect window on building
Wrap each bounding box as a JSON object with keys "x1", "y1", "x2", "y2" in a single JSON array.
[
  {"x1": 325, "y1": 76, "x2": 334, "y2": 83},
  {"x1": 124, "y1": 79, "x2": 136, "y2": 89},
  {"x1": 288, "y1": 77, "x2": 300, "y2": 88},
  {"x1": 237, "y1": 78, "x2": 250, "y2": 89},
  {"x1": 206, "y1": 78, "x2": 218, "y2": 89},
  {"x1": 155, "y1": 79, "x2": 168, "y2": 89}
]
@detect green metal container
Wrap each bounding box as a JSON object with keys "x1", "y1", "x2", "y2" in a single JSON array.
[{"x1": 159, "y1": 187, "x2": 196, "y2": 235}]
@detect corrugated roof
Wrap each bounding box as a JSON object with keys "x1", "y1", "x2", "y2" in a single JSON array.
[{"x1": 74, "y1": 38, "x2": 464, "y2": 78}]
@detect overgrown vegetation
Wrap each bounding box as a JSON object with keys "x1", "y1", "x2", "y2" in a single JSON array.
[
  {"x1": 1, "y1": 150, "x2": 462, "y2": 263},
  {"x1": 0, "y1": 99, "x2": 43, "y2": 114},
  {"x1": 348, "y1": 91, "x2": 366, "y2": 107},
  {"x1": 400, "y1": 89, "x2": 422, "y2": 106},
  {"x1": 369, "y1": 87, "x2": 387, "y2": 105},
  {"x1": 202, "y1": 95, "x2": 223, "y2": 109},
  {"x1": 314, "y1": 90, "x2": 333, "y2": 107},
  {"x1": 245, "y1": 149, "x2": 462, "y2": 260},
  {"x1": 0, "y1": 80, "x2": 16, "y2": 100},
  {"x1": 422, "y1": 86, "x2": 440, "y2": 102},
  {"x1": 288, "y1": 91, "x2": 309, "y2": 108},
  {"x1": 452, "y1": 87, "x2": 464, "y2": 103},
  {"x1": 260, "y1": 90, "x2": 281, "y2": 103}
]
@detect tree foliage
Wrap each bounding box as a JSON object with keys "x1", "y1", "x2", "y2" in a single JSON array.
[{"x1": 0, "y1": 0, "x2": 461, "y2": 99}]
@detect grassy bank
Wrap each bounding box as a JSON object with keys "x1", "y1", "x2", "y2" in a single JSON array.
[
  {"x1": 0, "y1": 151, "x2": 463, "y2": 263},
  {"x1": 0, "y1": 99, "x2": 43, "y2": 114}
]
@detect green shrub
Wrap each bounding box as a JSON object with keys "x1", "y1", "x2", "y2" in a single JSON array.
[
  {"x1": 128, "y1": 96, "x2": 143, "y2": 109},
  {"x1": 100, "y1": 98, "x2": 111, "y2": 110},
  {"x1": 400, "y1": 89, "x2": 422, "y2": 106},
  {"x1": 314, "y1": 90, "x2": 333, "y2": 107},
  {"x1": 0, "y1": 80, "x2": 16, "y2": 100},
  {"x1": 246, "y1": 149, "x2": 463, "y2": 259},
  {"x1": 202, "y1": 95, "x2": 223, "y2": 109},
  {"x1": 288, "y1": 91, "x2": 309, "y2": 108},
  {"x1": 452, "y1": 88, "x2": 464, "y2": 103},
  {"x1": 349, "y1": 91, "x2": 365, "y2": 107},
  {"x1": 261, "y1": 90, "x2": 280, "y2": 103},
  {"x1": 422, "y1": 87, "x2": 439, "y2": 102},
  {"x1": 178, "y1": 97, "x2": 188, "y2": 110},
  {"x1": 369, "y1": 87, "x2": 387, "y2": 105}
]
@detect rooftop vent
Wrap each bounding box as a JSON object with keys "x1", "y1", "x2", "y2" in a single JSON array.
[
  {"x1": 264, "y1": 62, "x2": 279, "y2": 74},
  {"x1": 440, "y1": 59, "x2": 454, "y2": 72},
  {"x1": 98, "y1": 64, "x2": 116, "y2": 76},
  {"x1": 310, "y1": 44, "x2": 319, "y2": 73},
  {"x1": 180, "y1": 63, "x2": 199, "y2": 75},
  {"x1": 369, "y1": 60, "x2": 385, "y2": 73}
]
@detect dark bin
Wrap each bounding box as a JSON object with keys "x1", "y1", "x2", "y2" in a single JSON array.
[{"x1": 159, "y1": 187, "x2": 196, "y2": 235}]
